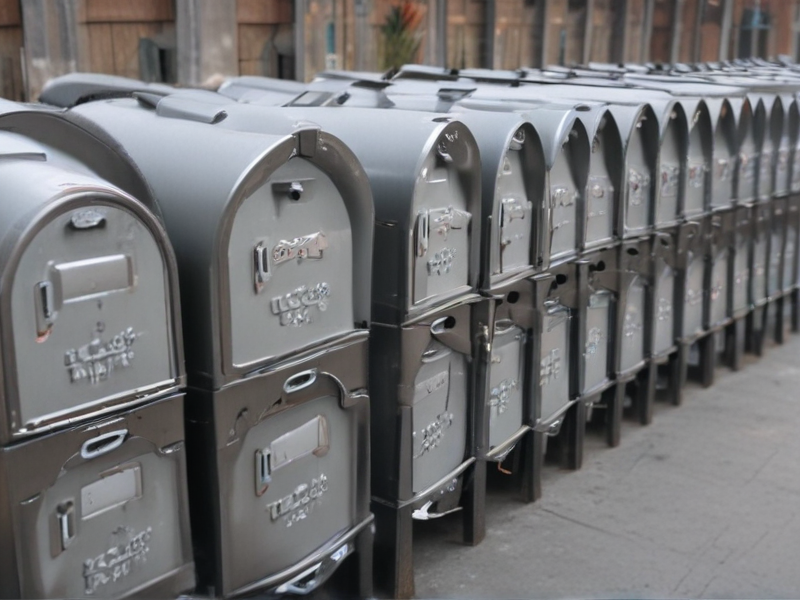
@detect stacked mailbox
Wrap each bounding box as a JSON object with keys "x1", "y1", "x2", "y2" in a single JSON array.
[
  {"x1": 38, "y1": 84, "x2": 376, "y2": 598},
  {"x1": 0, "y1": 103, "x2": 194, "y2": 598}
]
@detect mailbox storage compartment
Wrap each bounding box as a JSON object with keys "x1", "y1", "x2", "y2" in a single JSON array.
[
  {"x1": 184, "y1": 333, "x2": 372, "y2": 598},
  {"x1": 0, "y1": 394, "x2": 194, "y2": 599}
]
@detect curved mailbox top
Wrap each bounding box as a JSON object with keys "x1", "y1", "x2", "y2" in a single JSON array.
[
  {"x1": 40, "y1": 72, "x2": 176, "y2": 108},
  {"x1": 0, "y1": 123, "x2": 184, "y2": 443},
  {"x1": 213, "y1": 77, "x2": 540, "y2": 290},
  {"x1": 263, "y1": 106, "x2": 482, "y2": 324},
  {"x1": 218, "y1": 75, "x2": 307, "y2": 101},
  {"x1": 69, "y1": 95, "x2": 374, "y2": 389}
]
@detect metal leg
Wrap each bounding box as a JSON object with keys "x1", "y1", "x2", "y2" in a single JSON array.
[
  {"x1": 354, "y1": 523, "x2": 374, "y2": 599},
  {"x1": 520, "y1": 428, "x2": 543, "y2": 503},
  {"x1": 698, "y1": 334, "x2": 716, "y2": 389},
  {"x1": 746, "y1": 307, "x2": 766, "y2": 357},
  {"x1": 605, "y1": 385, "x2": 622, "y2": 448},
  {"x1": 668, "y1": 347, "x2": 687, "y2": 407},
  {"x1": 636, "y1": 363, "x2": 655, "y2": 426},
  {"x1": 559, "y1": 400, "x2": 585, "y2": 471},
  {"x1": 792, "y1": 288, "x2": 800, "y2": 333},
  {"x1": 371, "y1": 501, "x2": 415, "y2": 599},
  {"x1": 774, "y1": 297, "x2": 787, "y2": 345},
  {"x1": 725, "y1": 318, "x2": 744, "y2": 371},
  {"x1": 461, "y1": 459, "x2": 486, "y2": 547}
]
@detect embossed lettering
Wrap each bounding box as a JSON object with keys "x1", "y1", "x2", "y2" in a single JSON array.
[
  {"x1": 83, "y1": 527, "x2": 151, "y2": 595},
  {"x1": 427, "y1": 248, "x2": 456, "y2": 275},
  {"x1": 489, "y1": 378, "x2": 518, "y2": 416},
  {"x1": 270, "y1": 283, "x2": 330, "y2": 327},
  {"x1": 65, "y1": 329, "x2": 136, "y2": 385},
  {"x1": 585, "y1": 327, "x2": 603, "y2": 356},
  {"x1": 272, "y1": 232, "x2": 328, "y2": 265},
  {"x1": 413, "y1": 412, "x2": 455, "y2": 458},
  {"x1": 266, "y1": 474, "x2": 328, "y2": 527},
  {"x1": 539, "y1": 348, "x2": 562, "y2": 386}
]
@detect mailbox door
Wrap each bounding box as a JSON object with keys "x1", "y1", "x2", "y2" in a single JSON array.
[
  {"x1": 411, "y1": 343, "x2": 468, "y2": 493},
  {"x1": 584, "y1": 131, "x2": 616, "y2": 250},
  {"x1": 751, "y1": 205, "x2": 769, "y2": 305},
  {"x1": 539, "y1": 303, "x2": 571, "y2": 422},
  {"x1": 784, "y1": 200, "x2": 799, "y2": 292},
  {"x1": 412, "y1": 154, "x2": 472, "y2": 305},
  {"x1": 583, "y1": 290, "x2": 612, "y2": 394},
  {"x1": 9, "y1": 200, "x2": 176, "y2": 437},
  {"x1": 656, "y1": 120, "x2": 681, "y2": 227},
  {"x1": 653, "y1": 261, "x2": 676, "y2": 356},
  {"x1": 739, "y1": 131, "x2": 759, "y2": 204},
  {"x1": 710, "y1": 112, "x2": 736, "y2": 211},
  {"x1": 487, "y1": 323, "x2": 525, "y2": 449},
  {"x1": 620, "y1": 275, "x2": 647, "y2": 373},
  {"x1": 497, "y1": 141, "x2": 534, "y2": 276},
  {"x1": 548, "y1": 151, "x2": 580, "y2": 262},
  {"x1": 682, "y1": 251, "x2": 705, "y2": 339},
  {"x1": 733, "y1": 209, "x2": 752, "y2": 317},
  {"x1": 768, "y1": 200, "x2": 786, "y2": 297},
  {"x1": 225, "y1": 394, "x2": 358, "y2": 592},
  {"x1": 758, "y1": 139, "x2": 775, "y2": 202},
  {"x1": 709, "y1": 241, "x2": 729, "y2": 329},
  {"x1": 624, "y1": 117, "x2": 654, "y2": 236},
  {"x1": 228, "y1": 158, "x2": 354, "y2": 368},
  {"x1": 9, "y1": 395, "x2": 190, "y2": 599},
  {"x1": 684, "y1": 121, "x2": 709, "y2": 219}
]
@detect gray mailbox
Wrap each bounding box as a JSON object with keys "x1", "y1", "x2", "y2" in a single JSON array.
[{"x1": 0, "y1": 111, "x2": 193, "y2": 599}]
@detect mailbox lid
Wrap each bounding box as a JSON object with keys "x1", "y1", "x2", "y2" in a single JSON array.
[
  {"x1": 0, "y1": 142, "x2": 182, "y2": 442},
  {"x1": 1, "y1": 393, "x2": 193, "y2": 599},
  {"x1": 488, "y1": 322, "x2": 526, "y2": 449}
]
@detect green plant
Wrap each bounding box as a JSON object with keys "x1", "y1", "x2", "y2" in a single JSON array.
[{"x1": 381, "y1": 1, "x2": 424, "y2": 70}]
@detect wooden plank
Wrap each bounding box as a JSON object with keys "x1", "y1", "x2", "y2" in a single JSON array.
[
  {"x1": 239, "y1": 58, "x2": 264, "y2": 75},
  {"x1": 0, "y1": 25, "x2": 21, "y2": 99},
  {"x1": 84, "y1": 0, "x2": 174, "y2": 23},
  {"x1": 237, "y1": 0, "x2": 293, "y2": 25},
  {"x1": 0, "y1": 0, "x2": 20, "y2": 27},
  {"x1": 86, "y1": 22, "x2": 115, "y2": 74},
  {"x1": 238, "y1": 24, "x2": 273, "y2": 60},
  {"x1": 111, "y1": 22, "x2": 162, "y2": 78}
]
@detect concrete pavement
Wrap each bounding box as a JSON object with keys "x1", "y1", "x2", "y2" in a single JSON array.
[{"x1": 412, "y1": 335, "x2": 800, "y2": 599}]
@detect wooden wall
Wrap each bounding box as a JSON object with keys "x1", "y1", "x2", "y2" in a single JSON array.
[
  {"x1": 81, "y1": 0, "x2": 175, "y2": 79},
  {"x1": 237, "y1": 0, "x2": 293, "y2": 77},
  {"x1": 0, "y1": 0, "x2": 22, "y2": 100}
]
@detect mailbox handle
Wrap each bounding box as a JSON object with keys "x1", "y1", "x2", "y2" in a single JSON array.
[
  {"x1": 275, "y1": 543, "x2": 351, "y2": 595},
  {"x1": 80, "y1": 429, "x2": 128, "y2": 460},
  {"x1": 283, "y1": 368, "x2": 366, "y2": 409},
  {"x1": 57, "y1": 500, "x2": 76, "y2": 550}
]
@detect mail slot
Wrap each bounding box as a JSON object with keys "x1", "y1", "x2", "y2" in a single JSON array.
[
  {"x1": 0, "y1": 121, "x2": 183, "y2": 444},
  {"x1": 184, "y1": 333, "x2": 372, "y2": 597},
  {"x1": 55, "y1": 92, "x2": 375, "y2": 388},
  {"x1": 0, "y1": 393, "x2": 194, "y2": 599}
]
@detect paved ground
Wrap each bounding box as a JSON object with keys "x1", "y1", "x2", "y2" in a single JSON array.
[{"x1": 412, "y1": 334, "x2": 800, "y2": 599}]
